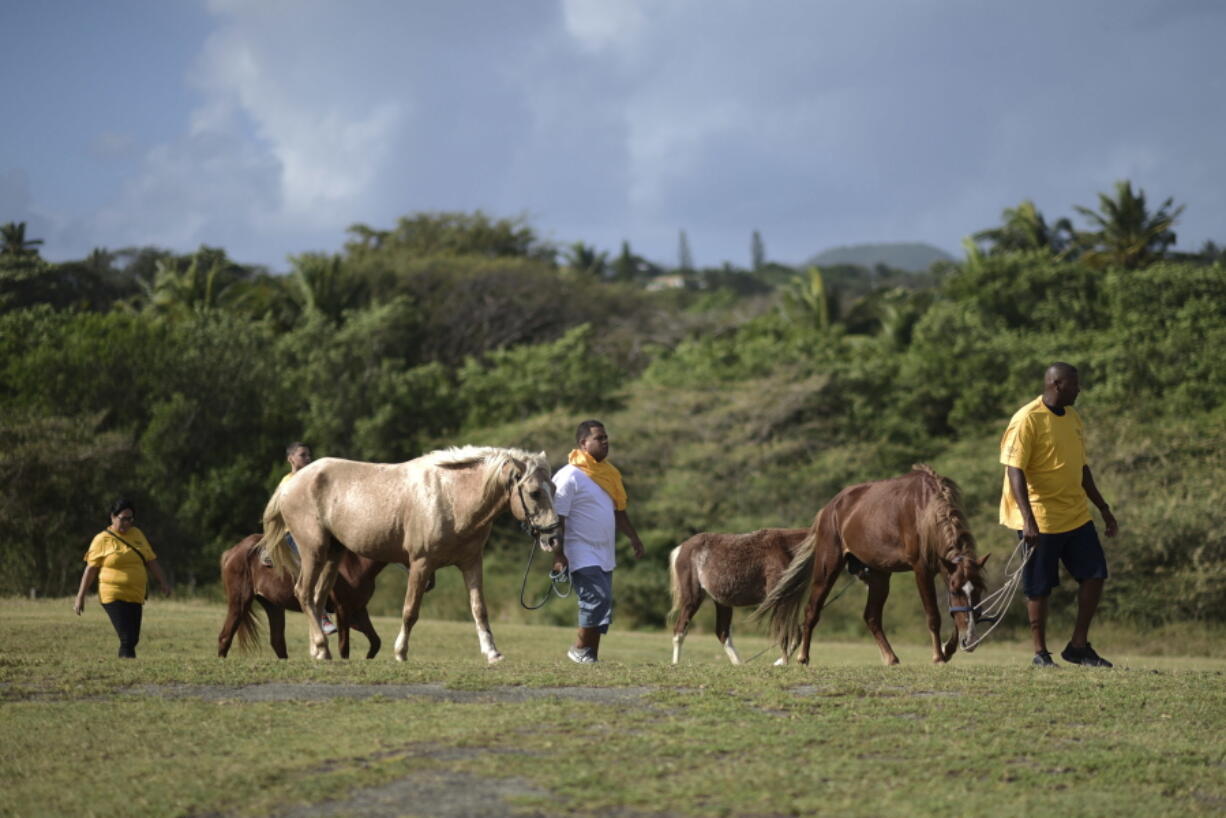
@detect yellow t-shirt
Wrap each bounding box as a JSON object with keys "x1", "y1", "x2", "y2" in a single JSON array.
[
  {"x1": 85, "y1": 527, "x2": 157, "y2": 604},
  {"x1": 999, "y1": 396, "x2": 1090, "y2": 533}
]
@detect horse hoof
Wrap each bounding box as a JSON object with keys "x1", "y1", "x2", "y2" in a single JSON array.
[
  {"x1": 486, "y1": 652, "x2": 505, "y2": 664},
  {"x1": 773, "y1": 657, "x2": 787, "y2": 666}
]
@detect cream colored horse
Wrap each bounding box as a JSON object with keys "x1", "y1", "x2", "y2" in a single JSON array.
[{"x1": 257, "y1": 446, "x2": 560, "y2": 663}]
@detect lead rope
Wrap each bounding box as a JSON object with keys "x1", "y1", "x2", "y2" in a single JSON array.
[
  {"x1": 960, "y1": 539, "x2": 1034, "y2": 651},
  {"x1": 518, "y1": 535, "x2": 571, "y2": 610}
]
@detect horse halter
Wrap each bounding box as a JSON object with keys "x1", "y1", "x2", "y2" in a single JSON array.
[
  {"x1": 945, "y1": 555, "x2": 996, "y2": 623},
  {"x1": 509, "y1": 471, "x2": 561, "y2": 540}
]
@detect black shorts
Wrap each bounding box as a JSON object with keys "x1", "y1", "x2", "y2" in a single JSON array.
[{"x1": 1020, "y1": 521, "x2": 1109, "y2": 598}]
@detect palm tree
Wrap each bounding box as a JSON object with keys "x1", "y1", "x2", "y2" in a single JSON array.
[
  {"x1": 1, "y1": 222, "x2": 44, "y2": 257},
  {"x1": 135, "y1": 247, "x2": 247, "y2": 317},
  {"x1": 561, "y1": 241, "x2": 609, "y2": 279},
  {"x1": 972, "y1": 200, "x2": 1074, "y2": 257},
  {"x1": 1073, "y1": 181, "x2": 1184, "y2": 269},
  {"x1": 288, "y1": 253, "x2": 367, "y2": 324}
]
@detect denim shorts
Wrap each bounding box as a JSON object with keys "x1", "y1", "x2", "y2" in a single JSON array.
[
  {"x1": 571, "y1": 566, "x2": 612, "y2": 633},
  {"x1": 1020, "y1": 521, "x2": 1109, "y2": 598}
]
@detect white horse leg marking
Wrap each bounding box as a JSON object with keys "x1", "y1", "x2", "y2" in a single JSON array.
[
  {"x1": 774, "y1": 655, "x2": 788, "y2": 666},
  {"x1": 961, "y1": 580, "x2": 977, "y2": 646},
  {"x1": 672, "y1": 632, "x2": 685, "y2": 665},
  {"x1": 394, "y1": 627, "x2": 409, "y2": 662},
  {"x1": 723, "y1": 635, "x2": 743, "y2": 665},
  {"x1": 476, "y1": 626, "x2": 502, "y2": 663}
]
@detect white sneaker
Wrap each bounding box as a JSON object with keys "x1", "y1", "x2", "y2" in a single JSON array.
[
  {"x1": 321, "y1": 615, "x2": 337, "y2": 635},
  {"x1": 567, "y1": 646, "x2": 597, "y2": 664}
]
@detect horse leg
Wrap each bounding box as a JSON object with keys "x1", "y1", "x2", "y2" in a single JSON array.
[
  {"x1": 217, "y1": 591, "x2": 247, "y2": 658},
  {"x1": 797, "y1": 554, "x2": 843, "y2": 665},
  {"x1": 312, "y1": 545, "x2": 343, "y2": 621},
  {"x1": 671, "y1": 591, "x2": 705, "y2": 665},
  {"x1": 913, "y1": 566, "x2": 947, "y2": 663},
  {"x1": 393, "y1": 558, "x2": 432, "y2": 662},
  {"x1": 294, "y1": 544, "x2": 331, "y2": 660},
  {"x1": 457, "y1": 556, "x2": 503, "y2": 663},
  {"x1": 862, "y1": 570, "x2": 900, "y2": 666},
  {"x1": 334, "y1": 602, "x2": 350, "y2": 660},
  {"x1": 714, "y1": 603, "x2": 742, "y2": 665},
  {"x1": 348, "y1": 606, "x2": 381, "y2": 660},
  {"x1": 257, "y1": 598, "x2": 288, "y2": 659}
]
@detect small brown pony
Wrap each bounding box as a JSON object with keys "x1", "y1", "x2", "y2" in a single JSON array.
[
  {"x1": 218, "y1": 534, "x2": 389, "y2": 659},
  {"x1": 258, "y1": 446, "x2": 560, "y2": 663},
  {"x1": 669, "y1": 528, "x2": 810, "y2": 665},
  {"x1": 757, "y1": 465, "x2": 988, "y2": 665}
]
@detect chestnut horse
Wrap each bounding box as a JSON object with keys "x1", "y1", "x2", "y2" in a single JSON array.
[
  {"x1": 668, "y1": 528, "x2": 809, "y2": 665},
  {"x1": 757, "y1": 465, "x2": 988, "y2": 665},
  {"x1": 217, "y1": 534, "x2": 389, "y2": 659},
  {"x1": 258, "y1": 446, "x2": 560, "y2": 663}
]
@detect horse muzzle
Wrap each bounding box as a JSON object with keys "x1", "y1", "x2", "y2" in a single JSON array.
[{"x1": 525, "y1": 519, "x2": 562, "y2": 551}]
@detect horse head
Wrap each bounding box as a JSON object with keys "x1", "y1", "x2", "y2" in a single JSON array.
[
  {"x1": 942, "y1": 552, "x2": 990, "y2": 653},
  {"x1": 505, "y1": 454, "x2": 562, "y2": 552}
]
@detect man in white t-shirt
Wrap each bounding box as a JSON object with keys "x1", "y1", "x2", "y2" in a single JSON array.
[{"x1": 552, "y1": 420, "x2": 645, "y2": 663}]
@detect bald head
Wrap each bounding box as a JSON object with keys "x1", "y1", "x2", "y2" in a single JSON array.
[
  {"x1": 1043, "y1": 362, "x2": 1080, "y2": 408},
  {"x1": 1044, "y1": 362, "x2": 1078, "y2": 386}
]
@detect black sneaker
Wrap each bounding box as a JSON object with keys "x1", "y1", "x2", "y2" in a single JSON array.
[
  {"x1": 1061, "y1": 642, "x2": 1113, "y2": 668},
  {"x1": 1032, "y1": 650, "x2": 1059, "y2": 667}
]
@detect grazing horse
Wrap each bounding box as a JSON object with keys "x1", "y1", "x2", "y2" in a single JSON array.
[
  {"x1": 668, "y1": 528, "x2": 810, "y2": 665},
  {"x1": 258, "y1": 446, "x2": 560, "y2": 663},
  {"x1": 757, "y1": 465, "x2": 988, "y2": 666},
  {"x1": 217, "y1": 534, "x2": 389, "y2": 660}
]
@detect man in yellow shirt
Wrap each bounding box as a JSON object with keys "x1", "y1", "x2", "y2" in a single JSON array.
[{"x1": 1000, "y1": 363, "x2": 1118, "y2": 668}]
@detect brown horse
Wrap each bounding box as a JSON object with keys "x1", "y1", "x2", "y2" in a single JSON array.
[
  {"x1": 257, "y1": 446, "x2": 560, "y2": 662},
  {"x1": 218, "y1": 534, "x2": 390, "y2": 659},
  {"x1": 669, "y1": 528, "x2": 810, "y2": 665},
  {"x1": 757, "y1": 465, "x2": 988, "y2": 666}
]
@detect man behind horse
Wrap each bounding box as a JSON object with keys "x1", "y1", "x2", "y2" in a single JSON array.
[
  {"x1": 551, "y1": 420, "x2": 645, "y2": 663},
  {"x1": 1000, "y1": 362, "x2": 1118, "y2": 668}
]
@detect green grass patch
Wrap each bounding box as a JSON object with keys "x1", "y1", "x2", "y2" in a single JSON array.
[{"x1": 2, "y1": 598, "x2": 1224, "y2": 817}]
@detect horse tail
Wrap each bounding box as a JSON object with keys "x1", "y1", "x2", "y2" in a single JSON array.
[
  {"x1": 220, "y1": 542, "x2": 261, "y2": 653},
  {"x1": 754, "y1": 514, "x2": 823, "y2": 657},
  {"x1": 255, "y1": 489, "x2": 295, "y2": 579},
  {"x1": 667, "y1": 545, "x2": 684, "y2": 623}
]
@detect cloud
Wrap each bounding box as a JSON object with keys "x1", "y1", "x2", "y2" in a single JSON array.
[{"x1": 13, "y1": 0, "x2": 1225, "y2": 268}]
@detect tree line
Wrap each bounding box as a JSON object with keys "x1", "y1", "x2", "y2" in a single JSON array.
[{"x1": 2, "y1": 184, "x2": 1223, "y2": 629}]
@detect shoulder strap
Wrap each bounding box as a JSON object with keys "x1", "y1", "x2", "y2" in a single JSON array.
[{"x1": 106, "y1": 530, "x2": 149, "y2": 567}]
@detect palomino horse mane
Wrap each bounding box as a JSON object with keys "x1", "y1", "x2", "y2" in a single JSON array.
[
  {"x1": 423, "y1": 445, "x2": 548, "y2": 496},
  {"x1": 911, "y1": 463, "x2": 978, "y2": 572}
]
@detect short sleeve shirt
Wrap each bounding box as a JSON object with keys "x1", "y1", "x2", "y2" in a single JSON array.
[
  {"x1": 552, "y1": 464, "x2": 616, "y2": 572},
  {"x1": 85, "y1": 527, "x2": 157, "y2": 604},
  {"x1": 999, "y1": 396, "x2": 1091, "y2": 533}
]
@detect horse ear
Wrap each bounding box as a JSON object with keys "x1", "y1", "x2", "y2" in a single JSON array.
[{"x1": 977, "y1": 554, "x2": 991, "y2": 567}]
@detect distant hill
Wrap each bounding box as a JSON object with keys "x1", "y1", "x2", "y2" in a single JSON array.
[{"x1": 807, "y1": 242, "x2": 955, "y2": 272}]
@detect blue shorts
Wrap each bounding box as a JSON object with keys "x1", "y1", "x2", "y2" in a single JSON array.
[
  {"x1": 571, "y1": 566, "x2": 612, "y2": 633},
  {"x1": 1020, "y1": 521, "x2": 1109, "y2": 598}
]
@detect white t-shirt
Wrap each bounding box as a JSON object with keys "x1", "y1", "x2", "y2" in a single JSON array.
[{"x1": 552, "y1": 464, "x2": 617, "y2": 572}]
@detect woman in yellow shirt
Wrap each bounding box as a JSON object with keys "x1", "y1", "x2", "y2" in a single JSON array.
[{"x1": 73, "y1": 498, "x2": 172, "y2": 658}]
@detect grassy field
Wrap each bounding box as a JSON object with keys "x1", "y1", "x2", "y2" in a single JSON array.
[{"x1": 2, "y1": 597, "x2": 1224, "y2": 818}]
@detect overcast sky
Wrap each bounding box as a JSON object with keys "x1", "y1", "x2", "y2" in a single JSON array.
[{"x1": 4, "y1": 0, "x2": 1223, "y2": 272}]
